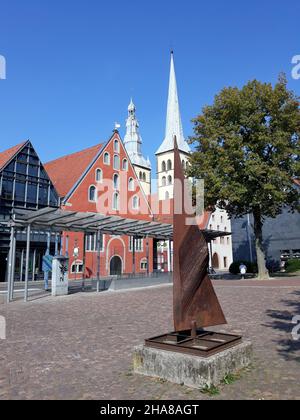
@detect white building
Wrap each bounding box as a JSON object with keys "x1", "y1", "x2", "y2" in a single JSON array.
[{"x1": 208, "y1": 209, "x2": 233, "y2": 272}]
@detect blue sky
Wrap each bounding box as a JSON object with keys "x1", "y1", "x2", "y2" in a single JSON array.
[{"x1": 0, "y1": 0, "x2": 299, "y2": 173}]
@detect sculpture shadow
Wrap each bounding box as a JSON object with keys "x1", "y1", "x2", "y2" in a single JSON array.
[{"x1": 263, "y1": 290, "x2": 300, "y2": 362}]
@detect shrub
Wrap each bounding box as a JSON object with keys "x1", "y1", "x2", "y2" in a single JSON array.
[
  {"x1": 229, "y1": 261, "x2": 258, "y2": 275},
  {"x1": 286, "y1": 259, "x2": 300, "y2": 273}
]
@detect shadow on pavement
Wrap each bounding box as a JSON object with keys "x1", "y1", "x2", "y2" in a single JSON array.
[{"x1": 264, "y1": 290, "x2": 300, "y2": 362}]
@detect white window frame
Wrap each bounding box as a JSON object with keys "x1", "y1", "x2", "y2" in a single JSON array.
[
  {"x1": 85, "y1": 233, "x2": 105, "y2": 253},
  {"x1": 128, "y1": 177, "x2": 134, "y2": 192},
  {"x1": 113, "y1": 173, "x2": 120, "y2": 191},
  {"x1": 129, "y1": 237, "x2": 144, "y2": 252},
  {"x1": 114, "y1": 139, "x2": 120, "y2": 153},
  {"x1": 95, "y1": 168, "x2": 103, "y2": 183},
  {"x1": 71, "y1": 261, "x2": 84, "y2": 274},
  {"x1": 113, "y1": 155, "x2": 120, "y2": 171},
  {"x1": 104, "y1": 152, "x2": 110, "y2": 165},
  {"x1": 88, "y1": 185, "x2": 97, "y2": 203},
  {"x1": 140, "y1": 259, "x2": 148, "y2": 271},
  {"x1": 122, "y1": 159, "x2": 128, "y2": 171},
  {"x1": 113, "y1": 192, "x2": 120, "y2": 211}
]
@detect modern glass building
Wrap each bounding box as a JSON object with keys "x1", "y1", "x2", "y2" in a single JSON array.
[{"x1": 0, "y1": 141, "x2": 60, "y2": 282}]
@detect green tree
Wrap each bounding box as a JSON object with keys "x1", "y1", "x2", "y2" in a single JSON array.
[{"x1": 189, "y1": 75, "x2": 300, "y2": 279}]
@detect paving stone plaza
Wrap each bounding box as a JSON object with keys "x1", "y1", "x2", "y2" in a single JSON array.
[{"x1": 0, "y1": 278, "x2": 299, "y2": 400}]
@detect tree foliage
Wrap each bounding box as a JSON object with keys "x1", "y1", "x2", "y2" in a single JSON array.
[
  {"x1": 189, "y1": 75, "x2": 300, "y2": 278},
  {"x1": 189, "y1": 75, "x2": 300, "y2": 218}
]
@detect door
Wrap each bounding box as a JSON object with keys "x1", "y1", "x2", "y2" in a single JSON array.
[{"x1": 110, "y1": 256, "x2": 122, "y2": 276}]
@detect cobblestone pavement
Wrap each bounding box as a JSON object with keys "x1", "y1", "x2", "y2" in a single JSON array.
[{"x1": 0, "y1": 278, "x2": 299, "y2": 400}]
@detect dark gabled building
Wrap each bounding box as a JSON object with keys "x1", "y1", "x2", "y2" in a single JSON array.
[
  {"x1": 0, "y1": 140, "x2": 60, "y2": 282},
  {"x1": 231, "y1": 180, "x2": 300, "y2": 270}
]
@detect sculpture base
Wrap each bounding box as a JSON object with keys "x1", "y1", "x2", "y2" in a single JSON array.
[
  {"x1": 133, "y1": 340, "x2": 253, "y2": 389},
  {"x1": 145, "y1": 330, "x2": 242, "y2": 358}
]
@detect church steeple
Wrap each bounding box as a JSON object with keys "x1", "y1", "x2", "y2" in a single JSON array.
[
  {"x1": 156, "y1": 53, "x2": 190, "y2": 201},
  {"x1": 156, "y1": 52, "x2": 190, "y2": 155},
  {"x1": 124, "y1": 99, "x2": 152, "y2": 195}
]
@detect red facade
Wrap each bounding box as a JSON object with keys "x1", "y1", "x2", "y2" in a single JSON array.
[{"x1": 45, "y1": 132, "x2": 154, "y2": 278}]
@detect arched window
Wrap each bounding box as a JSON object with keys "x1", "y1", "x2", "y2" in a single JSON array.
[
  {"x1": 162, "y1": 161, "x2": 166, "y2": 172},
  {"x1": 165, "y1": 192, "x2": 170, "y2": 200},
  {"x1": 89, "y1": 185, "x2": 96, "y2": 202},
  {"x1": 139, "y1": 172, "x2": 143, "y2": 180},
  {"x1": 132, "y1": 196, "x2": 140, "y2": 210},
  {"x1": 182, "y1": 160, "x2": 186, "y2": 170},
  {"x1": 128, "y1": 178, "x2": 134, "y2": 191},
  {"x1": 143, "y1": 172, "x2": 146, "y2": 182},
  {"x1": 114, "y1": 139, "x2": 120, "y2": 153},
  {"x1": 113, "y1": 155, "x2": 120, "y2": 170},
  {"x1": 104, "y1": 152, "x2": 110, "y2": 165},
  {"x1": 95, "y1": 169, "x2": 103, "y2": 183},
  {"x1": 162, "y1": 177, "x2": 167, "y2": 187},
  {"x1": 168, "y1": 175, "x2": 173, "y2": 185},
  {"x1": 140, "y1": 259, "x2": 148, "y2": 271},
  {"x1": 113, "y1": 174, "x2": 119, "y2": 190},
  {"x1": 113, "y1": 192, "x2": 120, "y2": 211},
  {"x1": 122, "y1": 159, "x2": 128, "y2": 171},
  {"x1": 167, "y1": 160, "x2": 172, "y2": 171}
]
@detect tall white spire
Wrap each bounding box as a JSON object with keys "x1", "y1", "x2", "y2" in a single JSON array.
[
  {"x1": 124, "y1": 99, "x2": 151, "y2": 169},
  {"x1": 156, "y1": 52, "x2": 191, "y2": 155}
]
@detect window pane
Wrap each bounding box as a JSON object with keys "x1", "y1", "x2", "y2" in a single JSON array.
[
  {"x1": 27, "y1": 183, "x2": 37, "y2": 204},
  {"x1": 15, "y1": 182, "x2": 26, "y2": 202},
  {"x1": 114, "y1": 155, "x2": 120, "y2": 170}
]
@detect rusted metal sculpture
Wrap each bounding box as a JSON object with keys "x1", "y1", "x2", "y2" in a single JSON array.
[
  {"x1": 145, "y1": 138, "x2": 242, "y2": 357},
  {"x1": 173, "y1": 138, "x2": 227, "y2": 332}
]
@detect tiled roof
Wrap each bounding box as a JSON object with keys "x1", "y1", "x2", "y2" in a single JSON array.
[
  {"x1": 0, "y1": 141, "x2": 27, "y2": 171},
  {"x1": 45, "y1": 143, "x2": 104, "y2": 198}
]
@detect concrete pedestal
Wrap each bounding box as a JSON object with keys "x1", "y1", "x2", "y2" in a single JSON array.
[{"x1": 134, "y1": 341, "x2": 253, "y2": 389}]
